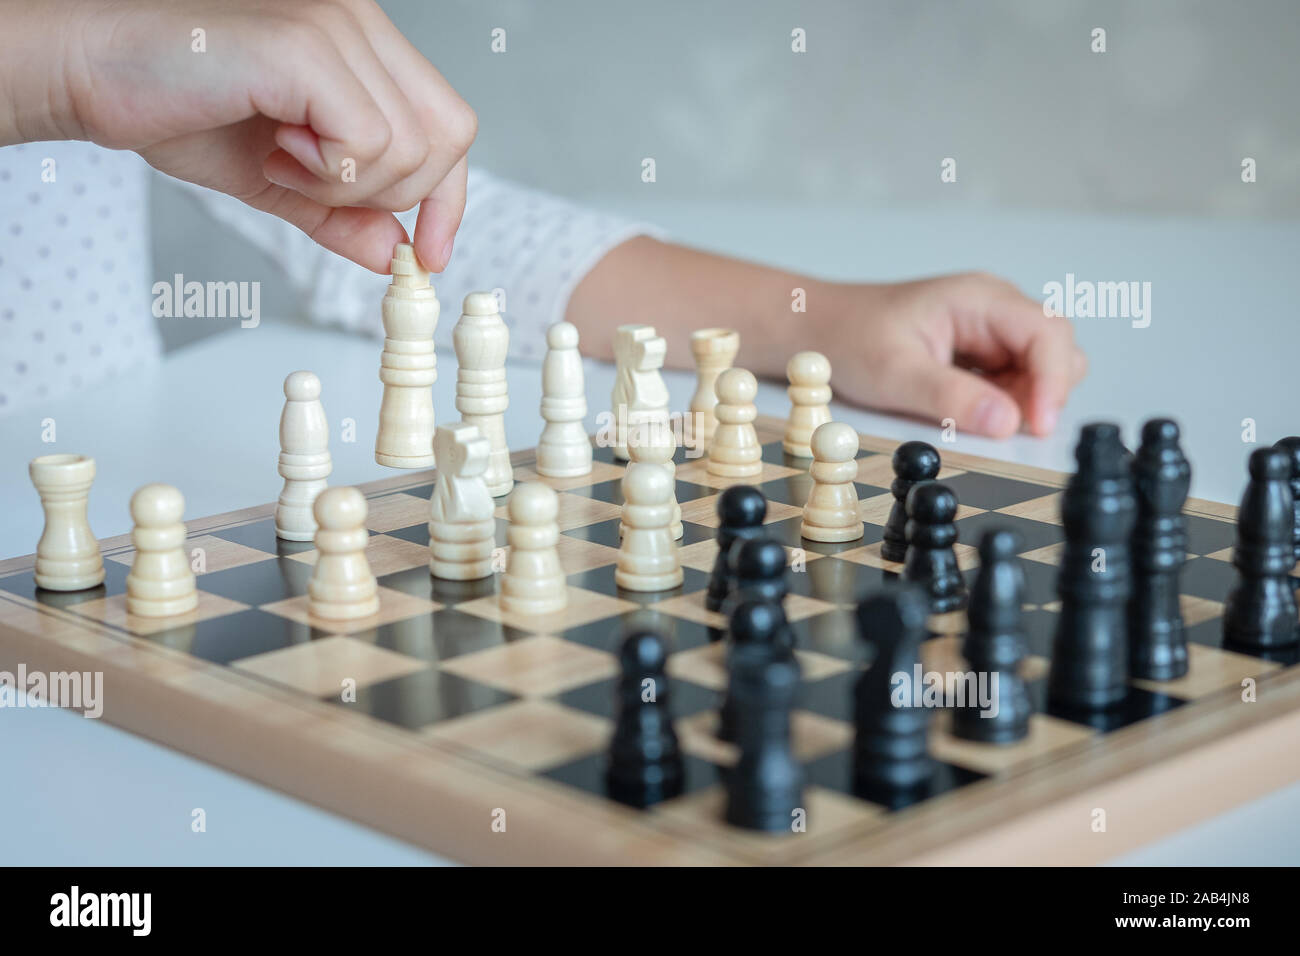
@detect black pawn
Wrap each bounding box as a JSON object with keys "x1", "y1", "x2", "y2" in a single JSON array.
[
  {"x1": 1272, "y1": 436, "x2": 1300, "y2": 568},
  {"x1": 606, "y1": 631, "x2": 684, "y2": 808},
  {"x1": 1128, "y1": 419, "x2": 1192, "y2": 680},
  {"x1": 1223, "y1": 447, "x2": 1300, "y2": 649},
  {"x1": 718, "y1": 599, "x2": 797, "y2": 742},
  {"x1": 901, "y1": 482, "x2": 967, "y2": 613},
  {"x1": 853, "y1": 586, "x2": 936, "y2": 797},
  {"x1": 1048, "y1": 423, "x2": 1137, "y2": 711},
  {"x1": 881, "y1": 441, "x2": 941, "y2": 562},
  {"x1": 953, "y1": 530, "x2": 1032, "y2": 743},
  {"x1": 706, "y1": 485, "x2": 767, "y2": 612},
  {"x1": 723, "y1": 647, "x2": 804, "y2": 833},
  {"x1": 725, "y1": 537, "x2": 790, "y2": 615}
]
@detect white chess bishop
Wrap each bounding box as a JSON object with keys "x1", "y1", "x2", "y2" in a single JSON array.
[
  {"x1": 536, "y1": 321, "x2": 593, "y2": 477},
  {"x1": 783, "y1": 351, "x2": 832, "y2": 458},
  {"x1": 308, "y1": 487, "x2": 380, "y2": 620},
  {"x1": 276, "y1": 370, "x2": 332, "y2": 541},
  {"x1": 800, "y1": 422, "x2": 864, "y2": 542},
  {"x1": 28, "y1": 453, "x2": 104, "y2": 591},
  {"x1": 375, "y1": 243, "x2": 438, "y2": 468},
  {"x1": 611, "y1": 324, "x2": 669, "y2": 461},
  {"x1": 454, "y1": 292, "x2": 513, "y2": 496},
  {"x1": 125, "y1": 483, "x2": 199, "y2": 617},
  {"x1": 707, "y1": 367, "x2": 763, "y2": 478},
  {"x1": 501, "y1": 483, "x2": 568, "y2": 615},
  {"x1": 429, "y1": 423, "x2": 496, "y2": 580}
]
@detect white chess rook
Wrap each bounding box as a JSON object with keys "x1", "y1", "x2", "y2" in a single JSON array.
[
  {"x1": 611, "y1": 324, "x2": 669, "y2": 461},
  {"x1": 28, "y1": 454, "x2": 104, "y2": 591},
  {"x1": 536, "y1": 321, "x2": 593, "y2": 477},
  {"x1": 276, "y1": 370, "x2": 332, "y2": 541},
  {"x1": 454, "y1": 292, "x2": 513, "y2": 495},
  {"x1": 626, "y1": 422, "x2": 682, "y2": 540},
  {"x1": 684, "y1": 328, "x2": 739, "y2": 451},
  {"x1": 125, "y1": 484, "x2": 199, "y2": 617},
  {"x1": 375, "y1": 243, "x2": 439, "y2": 468},
  {"x1": 616, "y1": 461, "x2": 684, "y2": 592},
  {"x1": 430, "y1": 423, "x2": 497, "y2": 580},
  {"x1": 801, "y1": 422, "x2": 864, "y2": 542},
  {"x1": 783, "y1": 351, "x2": 832, "y2": 458},
  {"x1": 707, "y1": 367, "x2": 763, "y2": 478},
  {"x1": 308, "y1": 487, "x2": 380, "y2": 620},
  {"x1": 501, "y1": 483, "x2": 568, "y2": 615}
]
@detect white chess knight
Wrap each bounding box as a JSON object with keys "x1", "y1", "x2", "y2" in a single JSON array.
[
  {"x1": 536, "y1": 321, "x2": 593, "y2": 477},
  {"x1": 616, "y1": 457, "x2": 683, "y2": 592},
  {"x1": 125, "y1": 483, "x2": 199, "y2": 617},
  {"x1": 308, "y1": 487, "x2": 380, "y2": 620},
  {"x1": 429, "y1": 423, "x2": 496, "y2": 580},
  {"x1": 276, "y1": 370, "x2": 332, "y2": 541},
  {"x1": 684, "y1": 327, "x2": 739, "y2": 451},
  {"x1": 454, "y1": 291, "x2": 513, "y2": 496},
  {"x1": 783, "y1": 351, "x2": 832, "y2": 458},
  {"x1": 375, "y1": 243, "x2": 438, "y2": 468},
  {"x1": 625, "y1": 422, "x2": 682, "y2": 540},
  {"x1": 611, "y1": 324, "x2": 669, "y2": 461},
  {"x1": 501, "y1": 483, "x2": 568, "y2": 615},
  {"x1": 28, "y1": 453, "x2": 104, "y2": 591},
  {"x1": 707, "y1": 367, "x2": 763, "y2": 478},
  {"x1": 800, "y1": 422, "x2": 864, "y2": 542}
]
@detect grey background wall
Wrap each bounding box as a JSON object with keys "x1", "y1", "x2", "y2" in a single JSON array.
[{"x1": 153, "y1": 0, "x2": 1300, "y2": 348}]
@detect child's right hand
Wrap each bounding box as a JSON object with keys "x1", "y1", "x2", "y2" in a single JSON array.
[{"x1": 1, "y1": 0, "x2": 476, "y2": 273}]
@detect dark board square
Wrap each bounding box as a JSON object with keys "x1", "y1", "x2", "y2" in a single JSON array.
[
  {"x1": 560, "y1": 611, "x2": 719, "y2": 653},
  {"x1": 942, "y1": 472, "x2": 1055, "y2": 512},
  {"x1": 557, "y1": 675, "x2": 718, "y2": 720},
  {"x1": 369, "y1": 607, "x2": 530, "y2": 663},
  {"x1": 339, "y1": 668, "x2": 514, "y2": 730},
  {"x1": 0, "y1": 560, "x2": 130, "y2": 609},
  {"x1": 1018, "y1": 560, "x2": 1060, "y2": 606},
  {"x1": 764, "y1": 516, "x2": 878, "y2": 556},
  {"x1": 402, "y1": 483, "x2": 435, "y2": 500},
  {"x1": 795, "y1": 669, "x2": 859, "y2": 723},
  {"x1": 377, "y1": 565, "x2": 499, "y2": 606},
  {"x1": 1184, "y1": 515, "x2": 1237, "y2": 557},
  {"x1": 1019, "y1": 608, "x2": 1061, "y2": 659},
  {"x1": 562, "y1": 518, "x2": 622, "y2": 548},
  {"x1": 209, "y1": 519, "x2": 329, "y2": 555},
  {"x1": 566, "y1": 564, "x2": 711, "y2": 607},
  {"x1": 592, "y1": 444, "x2": 620, "y2": 464},
  {"x1": 540, "y1": 750, "x2": 723, "y2": 806},
  {"x1": 955, "y1": 511, "x2": 1061, "y2": 554},
  {"x1": 1179, "y1": 556, "x2": 1236, "y2": 603},
  {"x1": 761, "y1": 441, "x2": 804, "y2": 466},
  {"x1": 679, "y1": 521, "x2": 715, "y2": 546},
  {"x1": 199, "y1": 557, "x2": 314, "y2": 606},
  {"x1": 1185, "y1": 616, "x2": 1226, "y2": 650},
  {"x1": 791, "y1": 608, "x2": 869, "y2": 663},
  {"x1": 388, "y1": 517, "x2": 510, "y2": 549},
  {"x1": 566, "y1": 477, "x2": 713, "y2": 506},
  {"x1": 756, "y1": 473, "x2": 813, "y2": 507},
  {"x1": 157, "y1": 608, "x2": 313, "y2": 665},
  {"x1": 803, "y1": 748, "x2": 985, "y2": 811}
]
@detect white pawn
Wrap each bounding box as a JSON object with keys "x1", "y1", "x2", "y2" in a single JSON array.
[
  {"x1": 454, "y1": 292, "x2": 513, "y2": 496},
  {"x1": 626, "y1": 422, "x2": 682, "y2": 540},
  {"x1": 501, "y1": 483, "x2": 568, "y2": 615},
  {"x1": 783, "y1": 351, "x2": 832, "y2": 458},
  {"x1": 29, "y1": 453, "x2": 104, "y2": 591},
  {"x1": 536, "y1": 321, "x2": 593, "y2": 477},
  {"x1": 276, "y1": 370, "x2": 332, "y2": 541},
  {"x1": 800, "y1": 422, "x2": 864, "y2": 543},
  {"x1": 707, "y1": 367, "x2": 762, "y2": 478},
  {"x1": 616, "y1": 461, "x2": 683, "y2": 592},
  {"x1": 611, "y1": 324, "x2": 668, "y2": 460},
  {"x1": 125, "y1": 484, "x2": 198, "y2": 617},
  {"x1": 429, "y1": 423, "x2": 496, "y2": 580},
  {"x1": 308, "y1": 487, "x2": 380, "y2": 620},
  {"x1": 375, "y1": 243, "x2": 438, "y2": 468},
  {"x1": 684, "y1": 327, "x2": 739, "y2": 451}
]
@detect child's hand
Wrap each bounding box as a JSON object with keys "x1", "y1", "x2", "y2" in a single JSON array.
[
  {"x1": 816, "y1": 273, "x2": 1086, "y2": 439},
  {"x1": 2, "y1": 0, "x2": 475, "y2": 273}
]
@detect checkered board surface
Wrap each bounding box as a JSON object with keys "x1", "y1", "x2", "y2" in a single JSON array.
[{"x1": 3, "y1": 417, "x2": 1300, "y2": 865}]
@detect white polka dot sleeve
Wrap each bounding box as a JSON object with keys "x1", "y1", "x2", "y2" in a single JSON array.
[{"x1": 174, "y1": 167, "x2": 664, "y2": 361}]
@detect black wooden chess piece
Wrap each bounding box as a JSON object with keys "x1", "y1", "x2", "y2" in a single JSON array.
[
  {"x1": 706, "y1": 485, "x2": 767, "y2": 612},
  {"x1": 1223, "y1": 447, "x2": 1300, "y2": 649},
  {"x1": 606, "y1": 630, "x2": 684, "y2": 808},
  {"x1": 1272, "y1": 436, "x2": 1300, "y2": 568},
  {"x1": 723, "y1": 642, "x2": 804, "y2": 833},
  {"x1": 881, "y1": 441, "x2": 941, "y2": 562},
  {"x1": 853, "y1": 586, "x2": 936, "y2": 798},
  {"x1": 724, "y1": 537, "x2": 791, "y2": 627},
  {"x1": 901, "y1": 481, "x2": 967, "y2": 613},
  {"x1": 953, "y1": 529, "x2": 1032, "y2": 744},
  {"x1": 718, "y1": 598, "x2": 797, "y2": 741},
  {"x1": 1128, "y1": 418, "x2": 1192, "y2": 681},
  {"x1": 1048, "y1": 422, "x2": 1137, "y2": 711}
]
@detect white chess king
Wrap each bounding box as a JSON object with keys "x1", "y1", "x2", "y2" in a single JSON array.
[
  {"x1": 454, "y1": 291, "x2": 513, "y2": 496},
  {"x1": 374, "y1": 243, "x2": 438, "y2": 469}
]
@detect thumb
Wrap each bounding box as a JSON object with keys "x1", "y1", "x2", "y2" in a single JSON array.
[{"x1": 895, "y1": 361, "x2": 1022, "y2": 439}]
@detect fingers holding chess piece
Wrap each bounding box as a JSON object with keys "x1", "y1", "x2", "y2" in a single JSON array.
[
  {"x1": 374, "y1": 243, "x2": 438, "y2": 469},
  {"x1": 276, "y1": 370, "x2": 332, "y2": 542},
  {"x1": 800, "y1": 421, "x2": 864, "y2": 542},
  {"x1": 126, "y1": 484, "x2": 199, "y2": 617},
  {"x1": 707, "y1": 367, "x2": 762, "y2": 479},
  {"x1": 308, "y1": 487, "x2": 380, "y2": 620},
  {"x1": 501, "y1": 483, "x2": 568, "y2": 615},
  {"x1": 29, "y1": 453, "x2": 104, "y2": 591},
  {"x1": 783, "y1": 351, "x2": 832, "y2": 458}
]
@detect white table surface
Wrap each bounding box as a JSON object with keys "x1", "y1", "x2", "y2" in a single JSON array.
[{"x1": 3, "y1": 205, "x2": 1300, "y2": 864}]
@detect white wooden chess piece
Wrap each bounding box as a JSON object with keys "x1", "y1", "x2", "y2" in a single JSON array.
[
  {"x1": 684, "y1": 328, "x2": 739, "y2": 451},
  {"x1": 276, "y1": 370, "x2": 332, "y2": 541},
  {"x1": 707, "y1": 367, "x2": 763, "y2": 478},
  {"x1": 783, "y1": 351, "x2": 832, "y2": 458},
  {"x1": 125, "y1": 484, "x2": 199, "y2": 617},
  {"x1": 611, "y1": 324, "x2": 668, "y2": 461},
  {"x1": 536, "y1": 321, "x2": 593, "y2": 477},
  {"x1": 375, "y1": 243, "x2": 438, "y2": 468},
  {"x1": 28, "y1": 453, "x2": 104, "y2": 591},
  {"x1": 454, "y1": 291, "x2": 513, "y2": 496},
  {"x1": 626, "y1": 422, "x2": 682, "y2": 540},
  {"x1": 800, "y1": 422, "x2": 864, "y2": 542},
  {"x1": 616, "y1": 460, "x2": 684, "y2": 592},
  {"x1": 308, "y1": 487, "x2": 380, "y2": 620},
  {"x1": 501, "y1": 483, "x2": 568, "y2": 615},
  {"x1": 430, "y1": 423, "x2": 496, "y2": 580}
]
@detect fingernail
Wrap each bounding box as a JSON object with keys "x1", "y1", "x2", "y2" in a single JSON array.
[
  {"x1": 439, "y1": 237, "x2": 455, "y2": 271},
  {"x1": 1038, "y1": 403, "x2": 1059, "y2": 435},
  {"x1": 973, "y1": 397, "x2": 1018, "y2": 437}
]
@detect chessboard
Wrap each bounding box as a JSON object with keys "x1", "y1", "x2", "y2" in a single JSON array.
[{"x1": 3, "y1": 415, "x2": 1299, "y2": 866}]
